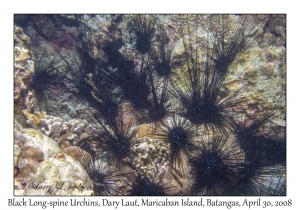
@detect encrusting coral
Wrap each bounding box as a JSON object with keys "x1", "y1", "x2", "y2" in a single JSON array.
[
  {"x1": 19, "y1": 146, "x2": 44, "y2": 178},
  {"x1": 21, "y1": 109, "x2": 89, "y2": 144}
]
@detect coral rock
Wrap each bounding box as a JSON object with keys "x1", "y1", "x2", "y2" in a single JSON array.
[
  {"x1": 262, "y1": 63, "x2": 275, "y2": 76},
  {"x1": 245, "y1": 68, "x2": 257, "y2": 77},
  {"x1": 14, "y1": 26, "x2": 31, "y2": 49},
  {"x1": 63, "y1": 146, "x2": 93, "y2": 170},
  {"x1": 14, "y1": 42, "x2": 34, "y2": 114},
  {"x1": 22, "y1": 110, "x2": 47, "y2": 127},
  {"x1": 39, "y1": 116, "x2": 88, "y2": 144},
  {"x1": 14, "y1": 121, "x2": 93, "y2": 195},
  {"x1": 24, "y1": 146, "x2": 44, "y2": 162}
]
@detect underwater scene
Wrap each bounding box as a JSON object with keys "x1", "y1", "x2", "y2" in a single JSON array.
[{"x1": 14, "y1": 14, "x2": 286, "y2": 196}]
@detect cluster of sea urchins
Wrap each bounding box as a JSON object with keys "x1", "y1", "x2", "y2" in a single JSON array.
[{"x1": 18, "y1": 14, "x2": 286, "y2": 196}]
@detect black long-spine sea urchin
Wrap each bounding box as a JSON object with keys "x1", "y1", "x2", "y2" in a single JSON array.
[
  {"x1": 223, "y1": 161, "x2": 286, "y2": 196},
  {"x1": 170, "y1": 15, "x2": 255, "y2": 134},
  {"x1": 135, "y1": 65, "x2": 173, "y2": 126},
  {"x1": 171, "y1": 52, "x2": 250, "y2": 134},
  {"x1": 89, "y1": 161, "x2": 129, "y2": 196},
  {"x1": 149, "y1": 25, "x2": 181, "y2": 80},
  {"x1": 188, "y1": 134, "x2": 243, "y2": 195},
  {"x1": 29, "y1": 52, "x2": 66, "y2": 108},
  {"x1": 86, "y1": 115, "x2": 139, "y2": 169},
  {"x1": 54, "y1": 47, "x2": 125, "y2": 124},
  {"x1": 128, "y1": 174, "x2": 172, "y2": 196},
  {"x1": 127, "y1": 15, "x2": 157, "y2": 55},
  {"x1": 204, "y1": 15, "x2": 260, "y2": 78},
  {"x1": 63, "y1": 144, "x2": 130, "y2": 196},
  {"x1": 231, "y1": 110, "x2": 286, "y2": 165},
  {"x1": 155, "y1": 115, "x2": 197, "y2": 170}
]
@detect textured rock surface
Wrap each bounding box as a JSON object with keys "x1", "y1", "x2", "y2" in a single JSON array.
[
  {"x1": 22, "y1": 110, "x2": 90, "y2": 145},
  {"x1": 14, "y1": 27, "x2": 34, "y2": 114},
  {"x1": 13, "y1": 14, "x2": 286, "y2": 196},
  {"x1": 14, "y1": 121, "x2": 93, "y2": 195}
]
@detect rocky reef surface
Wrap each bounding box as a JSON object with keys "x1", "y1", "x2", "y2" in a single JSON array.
[
  {"x1": 14, "y1": 121, "x2": 93, "y2": 195},
  {"x1": 14, "y1": 14, "x2": 286, "y2": 196}
]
